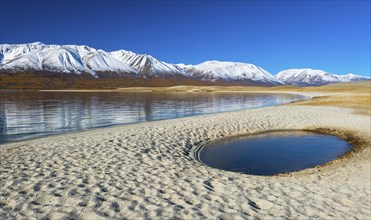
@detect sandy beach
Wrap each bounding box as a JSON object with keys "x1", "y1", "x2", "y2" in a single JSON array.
[{"x1": 0, "y1": 83, "x2": 370, "y2": 219}]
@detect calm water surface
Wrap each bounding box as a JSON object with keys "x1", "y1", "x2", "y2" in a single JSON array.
[
  {"x1": 0, "y1": 91, "x2": 304, "y2": 144},
  {"x1": 199, "y1": 131, "x2": 352, "y2": 175}
]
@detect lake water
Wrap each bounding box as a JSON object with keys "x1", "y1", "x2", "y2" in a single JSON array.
[
  {"x1": 198, "y1": 131, "x2": 352, "y2": 175},
  {"x1": 0, "y1": 91, "x2": 304, "y2": 144}
]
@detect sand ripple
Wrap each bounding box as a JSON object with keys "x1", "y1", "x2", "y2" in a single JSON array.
[{"x1": 0, "y1": 105, "x2": 370, "y2": 219}]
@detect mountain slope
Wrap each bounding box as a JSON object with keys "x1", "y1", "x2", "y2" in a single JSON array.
[
  {"x1": 0, "y1": 43, "x2": 282, "y2": 86},
  {"x1": 0, "y1": 43, "x2": 137, "y2": 77},
  {"x1": 110, "y1": 50, "x2": 184, "y2": 77},
  {"x1": 1, "y1": 43, "x2": 369, "y2": 88},
  {"x1": 82, "y1": 50, "x2": 137, "y2": 76},
  {"x1": 276, "y1": 69, "x2": 370, "y2": 86},
  {"x1": 184, "y1": 61, "x2": 282, "y2": 85}
]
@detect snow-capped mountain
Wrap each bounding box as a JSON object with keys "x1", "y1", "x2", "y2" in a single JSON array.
[
  {"x1": 81, "y1": 49, "x2": 137, "y2": 75},
  {"x1": 0, "y1": 42, "x2": 281, "y2": 86},
  {"x1": 184, "y1": 61, "x2": 282, "y2": 85},
  {"x1": 110, "y1": 50, "x2": 184, "y2": 76},
  {"x1": 0, "y1": 43, "x2": 369, "y2": 88},
  {"x1": 340, "y1": 73, "x2": 370, "y2": 82},
  {"x1": 0, "y1": 42, "x2": 137, "y2": 76},
  {"x1": 0, "y1": 42, "x2": 190, "y2": 78},
  {"x1": 276, "y1": 69, "x2": 370, "y2": 86}
]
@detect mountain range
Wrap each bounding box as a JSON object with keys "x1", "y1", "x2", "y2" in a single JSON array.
[
  {"x1": 276, "y1": 69, "x2": 369, "y2": 86},
  {"x1": 0, "y1": 42, "x2": 369, "y2": 89}
]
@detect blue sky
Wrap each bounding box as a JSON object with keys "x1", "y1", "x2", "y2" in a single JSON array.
[{"x1": 0, "y1": 0, "x2": 370, "y2": 76}]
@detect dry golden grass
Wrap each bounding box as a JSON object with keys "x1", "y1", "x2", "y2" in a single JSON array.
[
  {"x1": 0, "y1": 72, "x2": 217, "y2": 90},
  {"x1": 115, "y1": 80, "x2": 371, "y2": 92},
  {"x1": 285, "y1": 81, "x2": 371, "y2": 115},
  {"x1": 40, "y1": 81, "x2": 371, "y2": 114},
  {"x1": 114, "y1": 85, "x2": 286, "y2": 92},
  {"x1": 2, "y1": 72, "x2": 369, "y2": 114},
  {"x1": 290, "y1": 80, "x2": 371, "y2": 93},
  {"x1": 0, "y1": 72, "x2": 271, "y2": 90},
  {"x1": 291, "y1": 94, "x2": 371, "y2": 115},
  {"x1": 117, "y1": 81, "x2": 371, "y2": 115}
]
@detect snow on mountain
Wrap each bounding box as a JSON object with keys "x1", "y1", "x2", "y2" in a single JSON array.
[
  {"x1": 110, "y1": 50, "x2": 184, "y2": 76},
  {"x1": 184, "y1": 61, "x2": 282, "y2": 85},
  {"x1": 0, "y1": 42, "x2": 45, "y2": 71},
  {"x1": 82, "y1": 50, "x2": 137, "y2": 74},
  {"x1": 0, "y1": 43, "x2": 280, "y2": 85},
  {"x1": 0, "y1": 43, "x2": 136, "y2": 76},
  {"x1": 0, "y1": 51, "x2": 42, "y2": 71},
  {"x1": 276, "y1": 69, "x2": 370, "y2": 86},
  {"x1": 340, "y1": 73, "x2": 370, "y2": 82},
  {"x1": 40, "y1": 47, "x2": 88, "y2": 74},
  {"x1": 1, "y1": 43, "x2": 368, "y2": 87}
]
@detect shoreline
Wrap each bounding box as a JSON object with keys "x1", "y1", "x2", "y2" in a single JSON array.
[
  {"x1": 0, "y1": 83, "x2": 370, "y2": 219},
  {"x1": 0, "y1": 90, "x2": 312, "y2": 146}
]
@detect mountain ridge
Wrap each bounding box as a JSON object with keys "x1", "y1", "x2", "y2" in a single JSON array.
[
  {"x1": 0, "y1": 42, "x2": 369, "y2": 89},
  {"x1": 276, "y1": 68, "x2": 370, "y2": 86}
]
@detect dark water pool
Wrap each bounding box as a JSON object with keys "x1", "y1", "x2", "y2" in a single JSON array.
[
  {"x1": 0, "y1": 91, "x2": 305, "y2": 144},
  {"x1": 198, "y1": 131, "x2": 352, "y2": 175}
]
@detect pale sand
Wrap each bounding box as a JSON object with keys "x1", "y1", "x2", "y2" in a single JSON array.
[{"x1": 0, "y1": 95, "x2": 370, "y2": 219}]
